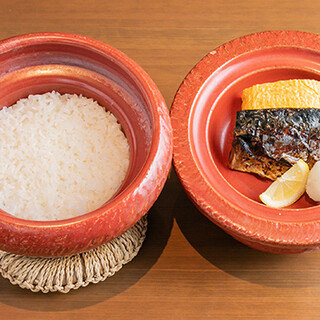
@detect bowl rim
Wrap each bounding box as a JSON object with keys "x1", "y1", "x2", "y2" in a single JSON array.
[
  {"x1": 171, "y1": 30, "x2": 320, "y2": 248},
  {"x1": 0, "y1": 32, "x2": 171, "y2": 228}
]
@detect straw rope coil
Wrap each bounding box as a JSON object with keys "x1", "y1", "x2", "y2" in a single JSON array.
[{"x1": 0, "y1": 215, "x2": 147, "y2": 293}]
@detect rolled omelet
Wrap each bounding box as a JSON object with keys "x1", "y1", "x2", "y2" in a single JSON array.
[{"x1": 241, "y1": 79, "x2": 320, "y2": 110}]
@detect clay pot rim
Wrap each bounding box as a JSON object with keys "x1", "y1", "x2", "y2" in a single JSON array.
[{"x1": 0, "y1": 32, "x2": 170, "y2": 228}]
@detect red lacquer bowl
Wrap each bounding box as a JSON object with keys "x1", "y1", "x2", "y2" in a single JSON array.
[
  {"x1": 0, "y1": 33, "x2": 172, "y2": 257},
  {"x1": 171, "y1": 31, "x2": 320, "y2": 254}
]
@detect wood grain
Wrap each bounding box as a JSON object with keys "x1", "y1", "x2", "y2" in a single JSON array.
[{"x1": 1, "y1": 0, "x2": 320, "y2": 319}]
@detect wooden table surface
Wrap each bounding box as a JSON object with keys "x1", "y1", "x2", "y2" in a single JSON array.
[{"x1": 1, "y1": 0, "x2": 320, "y2": 319}]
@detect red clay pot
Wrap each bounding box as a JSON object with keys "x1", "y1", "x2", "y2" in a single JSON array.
[
  {"x1": 0, "y1": 33, "x2": 172, "y2": 257},
  {"x1": 171, "y1": 31, "x2": 320, "y2": 254}
]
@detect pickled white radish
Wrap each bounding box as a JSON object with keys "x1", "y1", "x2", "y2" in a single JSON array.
[{"x1": 306, "y1": 161, "x2": 320, "y2": 202}]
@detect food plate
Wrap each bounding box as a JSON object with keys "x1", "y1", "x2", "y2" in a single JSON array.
[{"x1": 171, "y1": 31, "x2": 320, "y2": 253}]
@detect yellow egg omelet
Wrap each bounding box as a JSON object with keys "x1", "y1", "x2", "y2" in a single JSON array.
[{"x1": 241, "y1": 79, "x2": 320, "y2": 110}]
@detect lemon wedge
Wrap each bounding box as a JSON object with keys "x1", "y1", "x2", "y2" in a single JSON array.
[
  {"x1": 259, "y1": 159, "x2": 309, "y2": 208},
  {"x1": 241, "y1": 79, "x2": 320, "y2": 110}
]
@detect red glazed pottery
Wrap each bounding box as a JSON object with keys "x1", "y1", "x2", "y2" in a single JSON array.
[
  {"x1": 0, "y1": 33, "x2": 172, "y2": 257},
  {"x1": 171, "y1": 30, "x2": 320, "y2": 254}
]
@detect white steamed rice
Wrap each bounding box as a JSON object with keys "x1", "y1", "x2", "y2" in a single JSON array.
[{"x1": 0, "y1": 91, "x2": 130, "y2": 221}]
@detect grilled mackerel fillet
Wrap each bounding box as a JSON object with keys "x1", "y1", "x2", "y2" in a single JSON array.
[{"x1": 228, "y1": 108, "x2": 320, "y2": 180}]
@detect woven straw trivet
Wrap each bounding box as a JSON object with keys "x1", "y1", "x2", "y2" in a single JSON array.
[{"x1": 0, "y1": 215, "x2": 147, "y2": 293}]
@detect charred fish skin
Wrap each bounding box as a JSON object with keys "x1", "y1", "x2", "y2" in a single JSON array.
[{"x1": 228, "y1": 108, "x2": 320, "y2": 180}]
